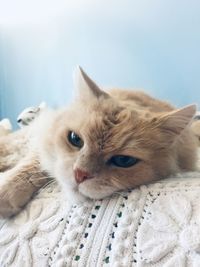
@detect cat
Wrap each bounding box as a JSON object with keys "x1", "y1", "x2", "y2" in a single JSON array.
[{"x1": 0, "y1": 67, "x2": 198, "y2": 217}]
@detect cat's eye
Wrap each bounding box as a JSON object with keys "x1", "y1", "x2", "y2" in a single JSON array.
[
  {"x1": 109, "y1": 155, "x2": 139, "y2": 168},
  {"x1": 68, "y1": 131, "x2": 84, "y2": 148}
]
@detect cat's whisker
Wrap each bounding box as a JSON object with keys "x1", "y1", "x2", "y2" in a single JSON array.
[
  {"x1": 41, "y1": 179, "x2": 56, "y2": 188},
  {"x1": 38, "y1": 180, "x2": 57, "y2": 194},
  {"x1": 34, "y1": 176, "x2": 52, "y2": 180},
  {"x1": 113, "y1": 191, "x2": 127, "y2": 197},
  {"x1": 43, "y1": 179, "x2": 56, "y2": 187},
  {"x1": 110, "y1": 177, "x2": 135, "y2": 196},
  {"x1": 27, "y1": 171, "x2": 53, "y2": 181},
  {"x1": 111, "y1": 176, "x2": 130, "y2": 189},
  {"x1": 28, "y1": 171, "x2": 49, "y2": 176}
]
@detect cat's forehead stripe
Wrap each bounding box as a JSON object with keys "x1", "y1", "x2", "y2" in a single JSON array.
[{"x1": 84, "y1": 110, "x2": 140, "y2": 153}]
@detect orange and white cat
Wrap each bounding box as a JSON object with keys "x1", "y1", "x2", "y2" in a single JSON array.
[{"x1": 0, "y1": 67, "x2": 198, "y2": 217}]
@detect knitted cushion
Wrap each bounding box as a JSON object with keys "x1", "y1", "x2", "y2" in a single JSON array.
[{"x1": 0, "y1": 154, "x2": 200, "y2": 267}]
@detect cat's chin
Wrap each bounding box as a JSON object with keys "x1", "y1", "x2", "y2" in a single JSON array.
[
  {"x1": 56, "y1": 167, "x2": 116, "y2": 201},
  {"x1": 78, "y1": 181, "x2": 116, "y2": 200},
  {"x1": 61, "y1": 181, "x2": 115, "y2": 202}
]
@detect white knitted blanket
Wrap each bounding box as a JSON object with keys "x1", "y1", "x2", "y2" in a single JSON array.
[{"x1": 0, "y1": 157, "x2": 200, "y2": 266}]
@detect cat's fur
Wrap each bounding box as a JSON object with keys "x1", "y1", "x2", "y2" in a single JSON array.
[
  {"x1": 0, "y1": 67, "x2": 198, "y2": 217},
  {"x1": 191, "y1": 113, "x2": 200, "y2": 146},
  {"x1": 17, "y1": 101, "x2": 47, "y2": 127}
]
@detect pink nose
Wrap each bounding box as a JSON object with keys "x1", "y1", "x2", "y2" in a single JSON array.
[{"x1": 74, "y1": 168, "x2": 93, "y2": 184}]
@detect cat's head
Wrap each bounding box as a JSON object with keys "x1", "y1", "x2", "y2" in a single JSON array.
[{"x1": 39, "y1": 67, "x2": 196, "y2": 202}]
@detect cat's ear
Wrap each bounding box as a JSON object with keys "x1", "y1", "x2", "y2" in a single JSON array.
[
  {"x1": 158, "y1": 104, "x2": 197, "y2": 135},
  {"x1": 73, "y1": 66, "x2": 110, "y2": 101}
]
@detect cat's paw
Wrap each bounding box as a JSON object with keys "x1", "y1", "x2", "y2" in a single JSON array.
[
  {"x1": 0, "y1": 198, "x2": 20, "y2": 218},
  {"x1": 0, "y1": 195, "x2": 21, "y2": 218},
  {"x1": 0, "y1": 177, "x2": 21, "y2": 218}
]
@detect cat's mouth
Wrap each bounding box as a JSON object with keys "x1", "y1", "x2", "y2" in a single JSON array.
[
  {"x1": 72, "y1": 168, "x2": 116, "y2": 199},
  {"x1": 76, "y1": 178, "x2": 116, "y2": 200}
]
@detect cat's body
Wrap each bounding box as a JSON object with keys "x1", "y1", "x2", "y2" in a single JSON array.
[{"x1": 0, "y1": 67, "x2": 198, "y2": 217}]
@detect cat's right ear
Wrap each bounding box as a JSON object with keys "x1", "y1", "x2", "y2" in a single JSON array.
[
  {"x1": 73, "y1": 66, "x2": 110, "y2": 101},
  {"x1": 157, "y1": 104, "x2": 197, "y2": 136}
]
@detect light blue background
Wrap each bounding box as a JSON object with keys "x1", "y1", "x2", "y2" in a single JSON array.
[{"x1": 0, "y1": 0, "x2": 200, "y2": 127}]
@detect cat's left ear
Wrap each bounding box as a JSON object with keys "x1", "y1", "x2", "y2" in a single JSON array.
[
  {"x1": 158, "y1": 104, "x2": 197, "y2": 135},
  {"x1": 73, "y1": 66, "x2": 110, "y2": 101}
]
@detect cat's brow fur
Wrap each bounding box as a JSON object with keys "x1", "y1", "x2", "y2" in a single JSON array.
[{"x1": 0, "y1": 67, "x2": 198, "y2": 217}]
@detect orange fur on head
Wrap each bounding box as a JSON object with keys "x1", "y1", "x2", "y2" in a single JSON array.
[
  {"x1": 38, "y1": 67, "x2": 198, "y2": 202},
  {"x1": 191, "y1": 114, "x2": 200, "y2": 146}
]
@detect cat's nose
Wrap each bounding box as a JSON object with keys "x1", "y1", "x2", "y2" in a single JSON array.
[{"x1": 74, "y1": 168, "x2": 94, "y2": 184}]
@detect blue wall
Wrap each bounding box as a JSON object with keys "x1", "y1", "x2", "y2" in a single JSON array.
[{"x1": 0, "y1": 0, "x2": 200, "y2": 127}]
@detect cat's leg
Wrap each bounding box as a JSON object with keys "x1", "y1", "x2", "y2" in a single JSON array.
[
  {"x1": 0, "y1": 141, "x2": 19, "y2": 172},
  {"x1": 0, "y1": 130, "x2": 26, "y2": 172},
  {"x1": 0, "y1": 156, "x2": 50, "y2": 218}
]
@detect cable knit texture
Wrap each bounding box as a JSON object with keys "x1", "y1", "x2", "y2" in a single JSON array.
[{"x1": 0, "y1": 153, "x2": 200, "y2": 267}]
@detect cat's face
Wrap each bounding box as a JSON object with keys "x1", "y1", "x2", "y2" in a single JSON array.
[{"x1": 40, "y1": 67, "x2": 196, "y2": 202}]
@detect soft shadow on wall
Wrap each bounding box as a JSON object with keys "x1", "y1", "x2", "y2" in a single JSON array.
[{"x1": 0, "y1": 0, "x2": 200, "y2": 127}]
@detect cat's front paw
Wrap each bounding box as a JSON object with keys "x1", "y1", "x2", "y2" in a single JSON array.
[
  {"x1": 0, "y1": 192, "x2": 21, "y2": 218},
  {"x1": 0, "y1": 197, "x2": 20, "y2": 218},
  {"x1": 0, "y1": 178, "x2": 21, "y2": 218}
]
